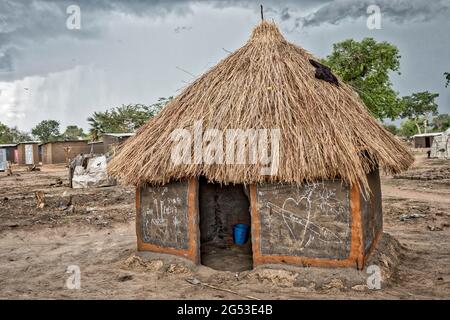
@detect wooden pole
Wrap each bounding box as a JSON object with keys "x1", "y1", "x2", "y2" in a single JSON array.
[{"x1": 260, "y1": 4, "x2": 264, "y2": 21}]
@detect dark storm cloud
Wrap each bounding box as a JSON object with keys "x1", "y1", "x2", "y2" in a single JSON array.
[
  {"x1": 0, "y1": 0, "x2": 326, "y2": 81},
  {"x1": 0, "y1": 0, "x2": 448, "y2": 80},
  {"x1": 1, "y1": 0, "x2": 449, "y2": 131},
  {"x1": 297, "y1": 0, "x2": 450, "y2": 27},
  {"x1": 0, "y1": 0, "x2": 194, "y2": 80},
  {"x1": 0, "y1": 49, "x2": 14, "y2": 73}
]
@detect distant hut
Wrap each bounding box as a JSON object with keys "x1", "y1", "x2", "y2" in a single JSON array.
[
  {"x1": 87, "y1": 140, "x2": 105, "y2": 154},
  {"x1": 109, "y1": 22, "x2": 413, "y2": 270},
  {"x1": 0, "y1": 144, "x2": 17, "y2": 164},
  {"x1": 41, "y1": 140, "x2": 93, "y2": 164},
  {"x1": 17, "y1": 142, "x2": 40, "y2": 165},
  {"x1": 412, "y1": 132, "x2": 442, "y2": 149},
  {"x1": 430, "y1": 129, "x2": 450, "y2": 159},
  {"x1": 101, "y1": 133, "x2": 134, "y2": 155},
  {"x1": 0, "y1": 144, "x2": 16, "y2": 171}
]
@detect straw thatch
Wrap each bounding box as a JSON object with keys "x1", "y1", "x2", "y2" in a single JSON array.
[{"x1": 108, "y1": 21, "x2": 413, "y2": 189}]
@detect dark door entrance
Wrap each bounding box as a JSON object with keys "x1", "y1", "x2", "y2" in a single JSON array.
[{"x1": 198, "y1": 177, "x2": 253, "y2": 272}]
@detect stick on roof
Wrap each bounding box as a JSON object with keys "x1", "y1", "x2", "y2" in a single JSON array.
[{"x1": 108, "y1": 21, "x2": 413, "y2": 188}]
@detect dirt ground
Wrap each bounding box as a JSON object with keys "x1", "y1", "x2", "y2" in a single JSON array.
[{"x1": 0, "y1": 155, "x2": 449, "y2": 299}]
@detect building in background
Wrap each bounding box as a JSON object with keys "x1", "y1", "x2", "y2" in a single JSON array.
[
  {"x1": 87, "y1": 140, "x2": 105, "y2": 154},
  {"x1": 0, "y1": 144, "x2": 17, "y2": 171},
  {"x1": 40, "y1": 140, "x2": 94, "y2": 164},
  {"x1": 0, "y1": 144, "x2": 17, "y2": 164},
  {"x1": 430, "y1": 129, "x2": 450, "y2": 159},
  {"x1": 101, "y1": 133, "x2": 134, "y2": 154},
  {"x1": 412, "y1": 132, "x2": 442, "y2": 148},
  {"x1": 17, "y1": 142, "x2": 40, "y2": 165}
]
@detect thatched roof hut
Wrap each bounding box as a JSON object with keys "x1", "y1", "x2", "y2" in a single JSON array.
[
  {"x1": 109, "y1": 21, "x2": 412, "y2": 189},
  {"x1": 109, "y1": 21, "x2": 413, "y2": 270}
]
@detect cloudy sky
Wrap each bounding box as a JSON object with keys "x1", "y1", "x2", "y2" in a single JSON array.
[{"x1": 0, "y1": 0, "x2": 449, "y2": 132}]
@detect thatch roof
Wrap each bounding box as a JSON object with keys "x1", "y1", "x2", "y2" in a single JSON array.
[{"x1": 108, "y1": 21, "x2": 413, "y2": 188}]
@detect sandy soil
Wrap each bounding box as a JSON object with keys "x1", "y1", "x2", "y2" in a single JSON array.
[{"x1": 0, "y1": 158, "x2": 449, "y2": 299}]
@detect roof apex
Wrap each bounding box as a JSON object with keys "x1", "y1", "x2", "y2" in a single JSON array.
[{"x1": 108, "y1": 21, "x2": 413, "y2": 187}]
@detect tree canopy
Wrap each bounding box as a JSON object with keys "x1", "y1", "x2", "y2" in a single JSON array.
[
  {"x1": 432, "y1": 113, "x2": 450, "y2": 132},
  {"x1": 0, "y1": 122, "x2": 32, "y2": 144},
  {"x1": 383, "y1": 124, "x2": 398, "y2": 135},
  {"x1": 87, "y1": 98, "x2": 172, "y2": 140},
  {"x1": 31, "y1": 120, "x2": 61, "y2": 143},
  {"x1": 323, "y1": 38, "x2": 402, "y2": 121},
  {"x1": 399, "y1": 119, "x2": 419, "y2": 137},
  {"x1": 400, "y1": 91, "x2": 439, "y2": 134},
  {"x1": 62, "y1": 125, "x2": 86, "y2": 140}
]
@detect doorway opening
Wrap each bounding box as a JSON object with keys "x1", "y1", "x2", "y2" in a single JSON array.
[
  {"x1": 425, "y1": 136, "x2": 431, "y2": 148},
  {"x1": 198, "y1": 177, "x2": 253, "y2": 272}
]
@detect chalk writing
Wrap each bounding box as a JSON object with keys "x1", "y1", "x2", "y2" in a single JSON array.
[
  {"x1": 257, "y1": 181, "x2": 351, "y2": 259},
  {"x1": 140, "y1": 181, "x2": 189, "y2": 250}
]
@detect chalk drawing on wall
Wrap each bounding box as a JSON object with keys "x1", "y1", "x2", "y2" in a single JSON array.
[
  {"x1": 257, "y1": 181, "x2": 351, "y2": 259},
  {"x1": 141, "y1": 182, "x2": 189, "y2": 249}
]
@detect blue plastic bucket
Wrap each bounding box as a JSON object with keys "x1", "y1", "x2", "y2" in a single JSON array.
[{"x1": 233, "y1": 224, "x2": 250, "y2": 245}]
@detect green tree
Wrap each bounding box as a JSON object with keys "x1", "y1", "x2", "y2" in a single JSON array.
[
  {"x1": 62, "y1": 125, "x2": 85, "y2": 140},
  {"x1": 399, "y1": 119, "x2": 419, "y2": 137},
  {"x1": 383, "y1": 124, "x2": 398, "y2": 135},
  {"x1": 8, "y1": 127, "x2": 32, "y2": 142},
  {"x1": 0, "y1": 122, "x2": 32, "y2": 143},
  {"x1": 88, "y1": 98, "x2": 172, "y2": 140},
  {"x1": 400, "y1": 91, "x2": 439, "y2": 134},
  {"x1": 148, "y1": 96, "x2": 173, "y2": 114},
  {"x1": 323, "y1": 38, "x2": 402, "y2": 120},
  {"x1": 445, "y1": 72, "x2": 450, "y2": 88},
  {"x1": 31, "y1": 120, "x2": 60, "y2": 142},
  {"x1": 0, "y1": 122, "x2": 15, "y2": 144},
  {"x1": 432, "y1": 113, "x2": 450, "y2": 132},
  {"x1": 87, "y1": 104, "x2": 151, "y2": 139}
]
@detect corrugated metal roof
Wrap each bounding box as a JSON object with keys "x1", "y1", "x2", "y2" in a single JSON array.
[
  {"x1": 101, "y1": 133, "x2": 134, "y2": 138},
  {"x1": 16, "y1": 141, "x2": 40, "y2": 144},
  {"x1": 412, "y1": 132, "x2": 442, "y2": 138},
  {"x1": 39, "y1": 139, "x2": 89, "y2": 146}
]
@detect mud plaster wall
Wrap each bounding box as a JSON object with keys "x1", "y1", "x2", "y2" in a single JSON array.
[
  {"x1": 199, "y1": 178, "x2": 251, "y2": 245},
  {"x1": 102, "y1": 135, "x2": 119, "y2": 154},
  {"x1": 360, "y1": 170, "x2": 383, "y2": 254},
  {"x1": 89, "y1": 143, "x2": 105, "y2": 154},
  {"x1": 17, "y1": 144, "x2": 39, "y2": 165},
  {"x1": 0, "y1": 146, "x2": 16, "y2": 163},
  {"x1": 256, "y1": 181, "x2": 351, "y2": 260},
  {"x1": 414, "y1": 136, "x2": 434, "y2": 148},
  {"x1": 102, "y1": 136, "x2": 131, "y2": 154},
  {"x1": 140, "y1": 181, "x2": 189, "y2": 250},
  {"x1": 42, "y1": 141, "x2": 92, "y2": 164}
]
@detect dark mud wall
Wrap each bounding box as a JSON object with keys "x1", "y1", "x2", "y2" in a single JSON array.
[
  {"x1": 360, "y1": 169, "x2": 383, "y2": 254},
  {"x1": 140, "y1": 181, "x2": 189, "y2": 250},
  {"x1": 256, "y1": 181, "x2": 351, "y2": 260}
]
